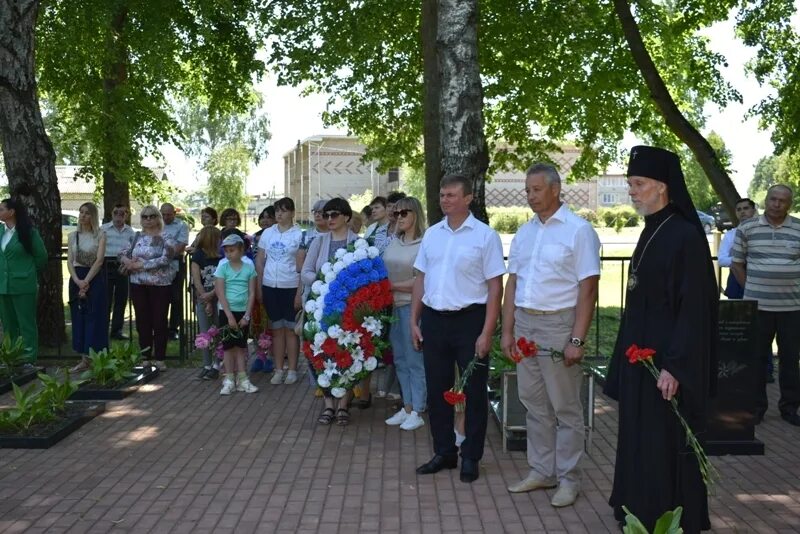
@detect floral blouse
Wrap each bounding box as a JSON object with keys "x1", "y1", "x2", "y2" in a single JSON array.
[{"x1": 119, "y1": 233, "x2": 176, "y2": 286}]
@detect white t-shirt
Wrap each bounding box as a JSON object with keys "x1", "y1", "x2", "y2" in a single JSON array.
[
  {"x1": 414, "y1": 213, "x2": 506, "y2": 311},
  {"x1": 257, "y1": 224, "x2": 303, "y2": 288},
  {"x1": 508, "y1": 204, "x2": 601, "y2": 311}
]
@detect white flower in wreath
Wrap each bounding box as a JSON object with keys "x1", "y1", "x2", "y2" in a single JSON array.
[
  {"x1": 332, "y1": 261, "x2": 345, "y2": 274},
  {"x1": 311, "y1": 280, "x2": 325, "y2": 295},
  {"x1": 318, "y1": 283, "x2": 330, "y2": 297},
  {"x1": 304, "y1": 300, "x2": 317, "y2": 313},
  {"x1": 351, "y1": 359, "x2": 363, "y2": 373},
  {"x1": 315, "y1": 296, "x2": 326, "y2": 312},
  {"x1": 364, "y1": 356, "x2": 378, "y2": 371},
  {"x1": 350, "y1": 345, "x2": 365, "y2": 362},
  {"x1": 361, "y1": 317, "x2": 383, "y2": 337},
  {"x1": 367, "y1": 246, "x2": 380, "y2": 259},
  {"x1": 313, "y1": 308, "x2": 323, "y2": 322},
  {"x1": 317, "y1": 373, "x2": 331, "y2": 388},
  {"x1": 353, "y1": 248, "x2": 368, "y2": 261},
  {"x1": 324, "y1": 271, "x2": 336, "y2": 283},
  {"x1": 342, "y1": 252, "x2": 355, "y2": 265},
  {"x1": 324, "y1": 359, "x2": 338, "y2": 374},
  {"x1": 331, "y1": 387, "x2": 347, "y2": 398},
  {"x1": 354, "y1": 238, "x2": 369, "y2": 250},
  {"x1": 327, "y1": 325, "x2": 344, "y2": 339},
  {"x1": 321, "y1": 262, "x2": 333, "y2": 275},
  {"x1": 313, "y1": 331, "x2": 327, "y2": 347},
  {"x1": 334, "y1": 248, "x2": 347, "y2": 260},
  {"x1": 340, "y1": 331, "x2": 362, "y2": 346}
]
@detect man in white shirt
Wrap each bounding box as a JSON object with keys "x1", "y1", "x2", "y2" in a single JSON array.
[
  {"x1": 718, "y1": 198, "x2": 757, "y2": 299},
  {"x1": 101, "y1": 204, "x2": 136, "y2": 339},
  {"x1": 411, "y1": 174, "x2": 506, "y2": 483},
  {"x1": 501, "y1": 163, "x2": 600, "y2": 507},
  {"x1": 160, "y1": 203, "x2": 189, "y2": 340}
]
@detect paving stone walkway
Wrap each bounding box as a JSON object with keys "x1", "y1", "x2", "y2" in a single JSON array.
[{"x1": 1, "y1": 368, "x2": 799, "y2": 533}]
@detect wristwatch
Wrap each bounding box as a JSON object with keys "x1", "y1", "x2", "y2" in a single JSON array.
[{"x1": 569, "y1": 337, "x2": 585, "y2": 347}]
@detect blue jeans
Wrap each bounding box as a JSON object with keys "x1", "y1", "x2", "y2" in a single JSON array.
[{"x1": 390, "y1": 304, "x2": 427, "y2": 412}]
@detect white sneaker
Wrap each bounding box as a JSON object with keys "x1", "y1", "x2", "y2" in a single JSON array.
[
  {"x1": 550, "y1": 483, "x2": 579, "y2": 507},
  {"x1": 220, "y1": 378, "x2": 235, "y2": 395},
  {"x1": 385, "y1": 408, "x2": 409, "y2": 426},
  {"x1": 270, "y1": 370, "x2": 285, "y2": 385},
  {"x1": 400, "y1": 411, "x2": 425, "y2": 431},
  {"x1": 284, "y1": 370, "x2": 298, "y2": 385},
  {"x1": 236, "y1": 378, "x2": 259, "y2": 393},
  {"x1": 507, "y1": 473, "x2": 557, "y2": 493}
]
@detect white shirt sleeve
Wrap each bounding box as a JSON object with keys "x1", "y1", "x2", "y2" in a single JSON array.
[
  {"x1": 717, "y1": 229, "x2": 736, "y2": 267},
  {"x1": 413, "y1": 235, "x2": 429, "y2": 274},
  {"x1": 573, "y1": 224, "x2": 602, "y2": 281},
  {"x1": 482, "y1": 229, "x2": 506, "y2": 279}
]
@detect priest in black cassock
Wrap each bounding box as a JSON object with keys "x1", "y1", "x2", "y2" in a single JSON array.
[{"x1": 604, "y1": 146, "x2": 718, "y2": 533}]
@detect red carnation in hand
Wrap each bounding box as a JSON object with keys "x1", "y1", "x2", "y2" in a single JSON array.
[
  {"x1": 517, "y1": 337, "x2": 538, "y2": 357},
  {"x1": 444, "y1": 389, "x2": 467, "y2": 406},
  {"x1": 625, "y1": 344, "x2": 656, "y2": 364},
  {"x1": 322, "y1": 337, "x2": 339, "y2": 355},
  {"x1": 509, "y1": 350, "x2": 523, "y2": 364}
]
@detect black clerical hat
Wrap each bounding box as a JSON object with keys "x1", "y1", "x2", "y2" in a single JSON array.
[{"x1": 626, "y1": 145, "x2": 705, "y2": 237}]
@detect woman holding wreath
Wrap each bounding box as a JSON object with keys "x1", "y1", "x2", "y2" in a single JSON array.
[{"x1": 301, "y1": 198, "x2": 359, "y2": 425}]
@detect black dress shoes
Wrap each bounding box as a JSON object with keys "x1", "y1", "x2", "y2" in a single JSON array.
[
  {"x1": 781, "y1": 412, "x2": 800, "y2": 426},
  {"x1": 460, "y1": 458, "x2": 479, "y2": 483},
  {"x1": 416, "y1": 455, "x2": 458, "y2": 475}
]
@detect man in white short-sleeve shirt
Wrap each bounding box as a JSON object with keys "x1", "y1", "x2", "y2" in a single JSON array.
[
  {"x1": 501, "y1": 163, "x2": 600, "y2": 507},
  {"x1": 411, "y1": 174, "x2": 506, "y2": 484}
]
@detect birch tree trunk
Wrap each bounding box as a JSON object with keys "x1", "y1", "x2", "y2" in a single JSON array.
[
  {"x1": 613, "y1": 0, "x2": 740, "y2": 219},
  {"x1": 421, "y1": 0, "x2": 443, "y2": 224},
  {"x1": 0, "y1": 0, "x2": 66, "y2": 346},
  {"x1": 436, "y1": 0, "x2": 489, "y2": 224}
]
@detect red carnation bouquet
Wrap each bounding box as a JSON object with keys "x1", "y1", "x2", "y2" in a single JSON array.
[
  {"x1": 444, "y1": 354, "x2": 486, "y2": 412},
  {"x1": 626, "y1": 344, "x2": 717, "y2": 487}
]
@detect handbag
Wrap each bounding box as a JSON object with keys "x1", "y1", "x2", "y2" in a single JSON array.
[
  {"x1": 293, "y1": 308, "x2": 304, "y2": 337},
  {"x1": 118, "y1": 232, "x2": 141, "y2": 276}
]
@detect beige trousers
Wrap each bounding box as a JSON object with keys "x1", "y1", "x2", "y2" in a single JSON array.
[{"x1": 514, "y1": 307, "x2": 584, "y2": 487}]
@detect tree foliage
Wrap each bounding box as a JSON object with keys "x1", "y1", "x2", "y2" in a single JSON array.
[
  {"x1": 264, "y1": 0, "x2": 744, "y2": 182},
  {"x1": 205, "y1": 142, "x2": 251, "y2": 214},
  {"x1": 749, "y1": 150, "x2": 800, "y2": 208},
  {"x1": 36, "y1": 0, "x2": 268, "y2": 213}
]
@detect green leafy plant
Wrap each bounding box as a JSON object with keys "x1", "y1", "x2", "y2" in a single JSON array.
[
  {"x1": 80, "y1": 344, "x2": 142, "y2": 387},
  {"x1": 622, "y1": 506, "x2": 683, "y2": 534},
  {"x1": 0, "y1": 371, "x2": 81, "y2": 432},
  {"x1": 0, "y1": 337, "x2": 27, "y2": 379}
]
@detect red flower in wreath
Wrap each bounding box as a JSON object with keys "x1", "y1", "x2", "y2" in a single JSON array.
[
  {"x1": 321, "y1": 337, "x2": 339, "y2": 355},
  {"x1": 335, "y1": 350, "x2": 353, "y2": 369}
]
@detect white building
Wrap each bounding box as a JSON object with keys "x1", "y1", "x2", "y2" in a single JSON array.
[{"x1": 283, "y1": 136, "x2": 399, "y2": 222}]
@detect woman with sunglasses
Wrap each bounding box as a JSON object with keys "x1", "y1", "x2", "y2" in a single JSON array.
[
  {"x1": 118, "y1": 206, "x2": 176, "y2": 370},
  {"x1": 382, "y1": 197, "x2": 428, "y2": 431},
  {"x1": 301, "y1": 198, "x2": 359, "y2": 426}
]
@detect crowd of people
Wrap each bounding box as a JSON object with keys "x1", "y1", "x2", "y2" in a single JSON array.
[{"x1": 6, "y1": 143, "x2": 800, "y2": 533}]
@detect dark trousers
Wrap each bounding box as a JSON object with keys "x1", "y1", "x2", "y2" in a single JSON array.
[
  {"x1": 130, "y1": 283, "x2": 171, "y2": 361},
  {"x1": 105, "y1": 259, "x2": 129, "y2": 334},
  {"x1": 421, "y1": 305, "x2": 488, "y2": 461},
  {"x1": 69, "y1": 266, "x2": 109, "y2": 354},
  {"x1": 168, "y1": 259, "x2": 186, "y2": 333},
  {"x1": 756, "y1": 310, "x2": 800, "y2": 417}
]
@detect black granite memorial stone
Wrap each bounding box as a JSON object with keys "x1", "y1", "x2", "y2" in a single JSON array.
[{"x1": 706, "y1": 299, "x2": 764, "y2": 455}]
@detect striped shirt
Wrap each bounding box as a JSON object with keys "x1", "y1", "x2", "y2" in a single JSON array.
[
  {"x1": 731, "y1": 214, "x2": 800, "y2": 311},
  {"x1": 101, "y1": 222, "x2": 135, "y2": 258}
]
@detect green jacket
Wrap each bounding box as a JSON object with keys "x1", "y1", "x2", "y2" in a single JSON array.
[{"x1": 0, "y1": 227, "x2": 47, "y2": 295}]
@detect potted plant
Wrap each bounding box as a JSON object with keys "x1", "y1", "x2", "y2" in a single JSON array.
[
  {"x1": 0, "y1": 336, "x2": 43, "y2": 394},
  {"x1": 69, "y1": 344, "x2": 159, "y2": 401},
  {"x1": 0, "y1": 371, "x2": 105, "y2": 449}
]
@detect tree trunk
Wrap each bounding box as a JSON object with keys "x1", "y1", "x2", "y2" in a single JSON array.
[
  {"x1": 101, "y1": 4, "x2": 131, "y2": 223},
  {"x1": 0, "y1": 0, "x2": 65, "y2": 346},
  {"x1": 421, "y1": 0, "x2": 443, "y2": 224},
  {"x1": 436, "y1": 0, "x2": 489, "y2": 224},
  {"x1": 613, "y1": 0, "x2": 740, "y2": 221}
]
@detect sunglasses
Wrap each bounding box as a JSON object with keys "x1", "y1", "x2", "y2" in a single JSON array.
[
  {"x1": 392, "y1": 209, "x2": 412, "y2": 219},
  {"x1": 322, "y1": 211, "x2": 342, "y2": 220},
  {"x1": 141, "y1": 214, "x2": 158, "y2": 220}
]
